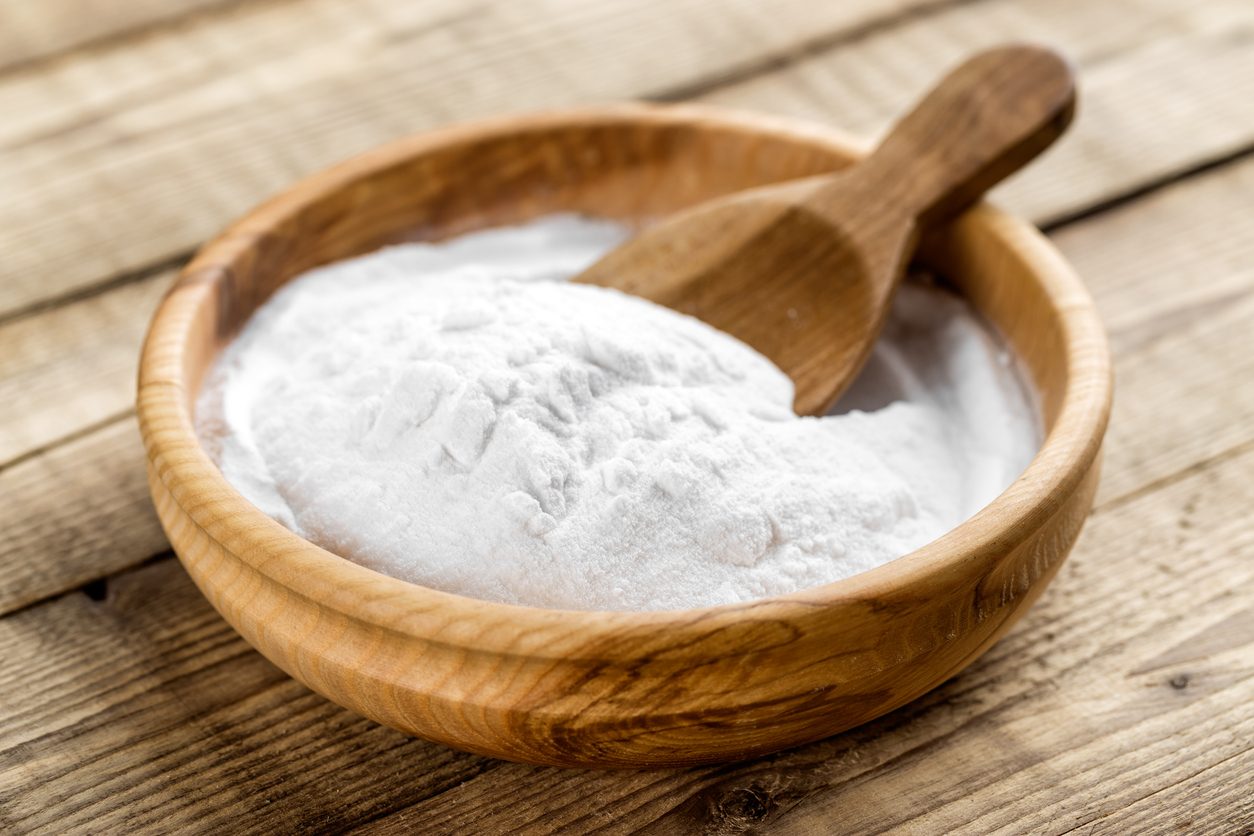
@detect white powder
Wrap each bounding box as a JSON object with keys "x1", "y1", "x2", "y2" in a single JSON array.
[{"x1": 196, "y1": 215, "x2": 1040, "y2": 611}]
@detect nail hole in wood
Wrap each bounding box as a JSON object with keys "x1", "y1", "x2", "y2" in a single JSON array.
[{"x1": 81, "y1": 579, "x2": 108, "y2": 602}]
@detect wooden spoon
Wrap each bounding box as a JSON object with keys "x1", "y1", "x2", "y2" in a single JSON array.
[{"x1": 575, "y1": 45, "x2": 1076, "y2": 416}]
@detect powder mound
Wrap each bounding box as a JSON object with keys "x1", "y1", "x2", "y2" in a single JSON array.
[{"x1": 197, "y1": 215, "x2": 1039, "y2": 611}]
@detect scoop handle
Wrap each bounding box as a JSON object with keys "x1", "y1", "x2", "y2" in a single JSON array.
[{"x1": 822, "y1": 45, "x2": 1076, "y2": 229}]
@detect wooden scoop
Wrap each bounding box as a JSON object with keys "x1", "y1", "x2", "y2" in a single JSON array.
[{"x1": 575, "y1": 45, "x2": 1076, "y2": 415}]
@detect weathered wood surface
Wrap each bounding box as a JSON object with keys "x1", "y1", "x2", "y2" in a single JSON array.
[
  {"x1": 2, "y1": 0, "x2": 1253, "y2": 831},
  {"x1": 0, "y1": 0, "x2": 253, "y2": 73},
  {"x1": 699, "y1": 0, "x2": 1254, "y2": 226},
  {"x1": 0, "y1": 272, "x2": 168, "y2": 466},
  {"x1": 0, "y1": 0, "x2": 941, "y2": 320}
]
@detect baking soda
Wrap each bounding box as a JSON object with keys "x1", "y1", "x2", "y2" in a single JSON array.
[{"x1": 196, "y1": 215, "x2": 1040, "y2": 611}]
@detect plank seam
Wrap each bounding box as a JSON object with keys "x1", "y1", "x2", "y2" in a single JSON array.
[
  {"x1": 646, "y1": 0, "x2": 986, "y2": 103},
  {"x1": 1092, "y1": 435, "x2": 1254, "y2": 517},
  {"x1": 0, "y1": 408, "x2": 135, "y2": 475},
  {"x1": 0, "y1": 252, "x2": 188, "y2": 331},
  {"x1": 0, "y1": 0, "x2": 300, "y2": 80},
  {"x1": 0, "y1": 549, "x2": 174, "y2": 622},
  {"x1": 1041, "y1": 143, "x2": 1254, "y2": 233}
]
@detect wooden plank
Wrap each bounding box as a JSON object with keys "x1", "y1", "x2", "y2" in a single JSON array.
[
  {"x1": 0, "y1": 0, "x2": 251, "y2": 73},
  {"x1": 0, "y1": 416, "x2": 168, "y2": 618},
  {"x1": 0, "y1": 271, "x2": 169, "y2": 467},
  {"x1": 0, "y1": 0, "x2": 942, "y2": 320},
  {"x1": 697, "y1": 0, "x2": 1254, "y2": 225},
  {"x1": 350, "y1": 443, "x2": 1254, "y2": 835},
  {"x1": 1048, "y1": 153, "x2": 1254, "y2": 506},
  {"x1": 0, "y1": 1, "x2": 1249, "y2": 831},
  {"x1": 1091, "y1": 291, "x2": 1254, "y2": 509},
  {"x1": 0, "y1": 559, "x2": 497, "y2": 836},
  {"x1": 1062, "y1": 749, "x2": 1254, "y2": 835},
  {"x1": 1049, "y1": 151, "x2": 1254, "y2": 355}
]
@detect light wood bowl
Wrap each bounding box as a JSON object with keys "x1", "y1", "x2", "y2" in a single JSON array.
[{"x1": 138, "y1": 104, "x2": 1112, "y2": 770}]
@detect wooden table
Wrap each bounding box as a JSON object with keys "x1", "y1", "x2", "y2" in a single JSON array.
[{"x1": 2, "y1": 1, "x2": 1252, "y2": 833}]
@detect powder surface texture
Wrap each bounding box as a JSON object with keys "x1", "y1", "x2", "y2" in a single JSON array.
[{"x1": 197, "y1": 216, "x2": 1040, "y2": 611}]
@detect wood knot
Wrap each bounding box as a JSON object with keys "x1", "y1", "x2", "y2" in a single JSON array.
[{"x1": 716, "y1": 787, "x2": 770, "y2": 823}]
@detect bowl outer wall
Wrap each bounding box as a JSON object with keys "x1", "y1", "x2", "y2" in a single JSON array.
[{"x1": 136, "y1": 103, "x2": 1112, "y2": 769}]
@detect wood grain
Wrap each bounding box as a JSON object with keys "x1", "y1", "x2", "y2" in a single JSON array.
[
  {"x1": 1050, "y1": 153, "x2": 1254, "y2": 506},
  {"x1": 2, "y1": 0, "x2": 1253, "y2": 828},
  {"x1": 0, "y1": 0, "x2": 944, "y2": 320},
  {"x1": 1059, "y1": 152, "x2": 1254, "y2": 359},
  {"x1": 0, "y1": 559, "x2": 497, "y2": 836},
  {"x1": 0, "y1": 0, "x2": 254, "y2": 72},
  {"x1": 1068, "y1": 750, "x2": 1254, "y2": 835},
  {"x1": 699, "y1": 0, "x2": 1254, "y2": 225},
  {"x1": 0, "y1": 415, "x2": 168, "y2": 618},
  {"x1": 0, "y1": 271, "x2": 169, "y2": 466}
]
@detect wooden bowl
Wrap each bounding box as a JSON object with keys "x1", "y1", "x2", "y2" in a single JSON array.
[{"x1": 137, "y1": 104, "x2": 1112, "y2": 769}]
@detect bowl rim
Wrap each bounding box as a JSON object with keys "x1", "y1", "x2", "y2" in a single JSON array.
[{"x1": 138, "y1": 102, "x2": 1112, "y2": 655}]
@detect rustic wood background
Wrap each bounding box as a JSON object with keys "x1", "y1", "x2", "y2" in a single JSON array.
[{"x1": 2, "y1": 0, "x2": 1252, "y2": 832}]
